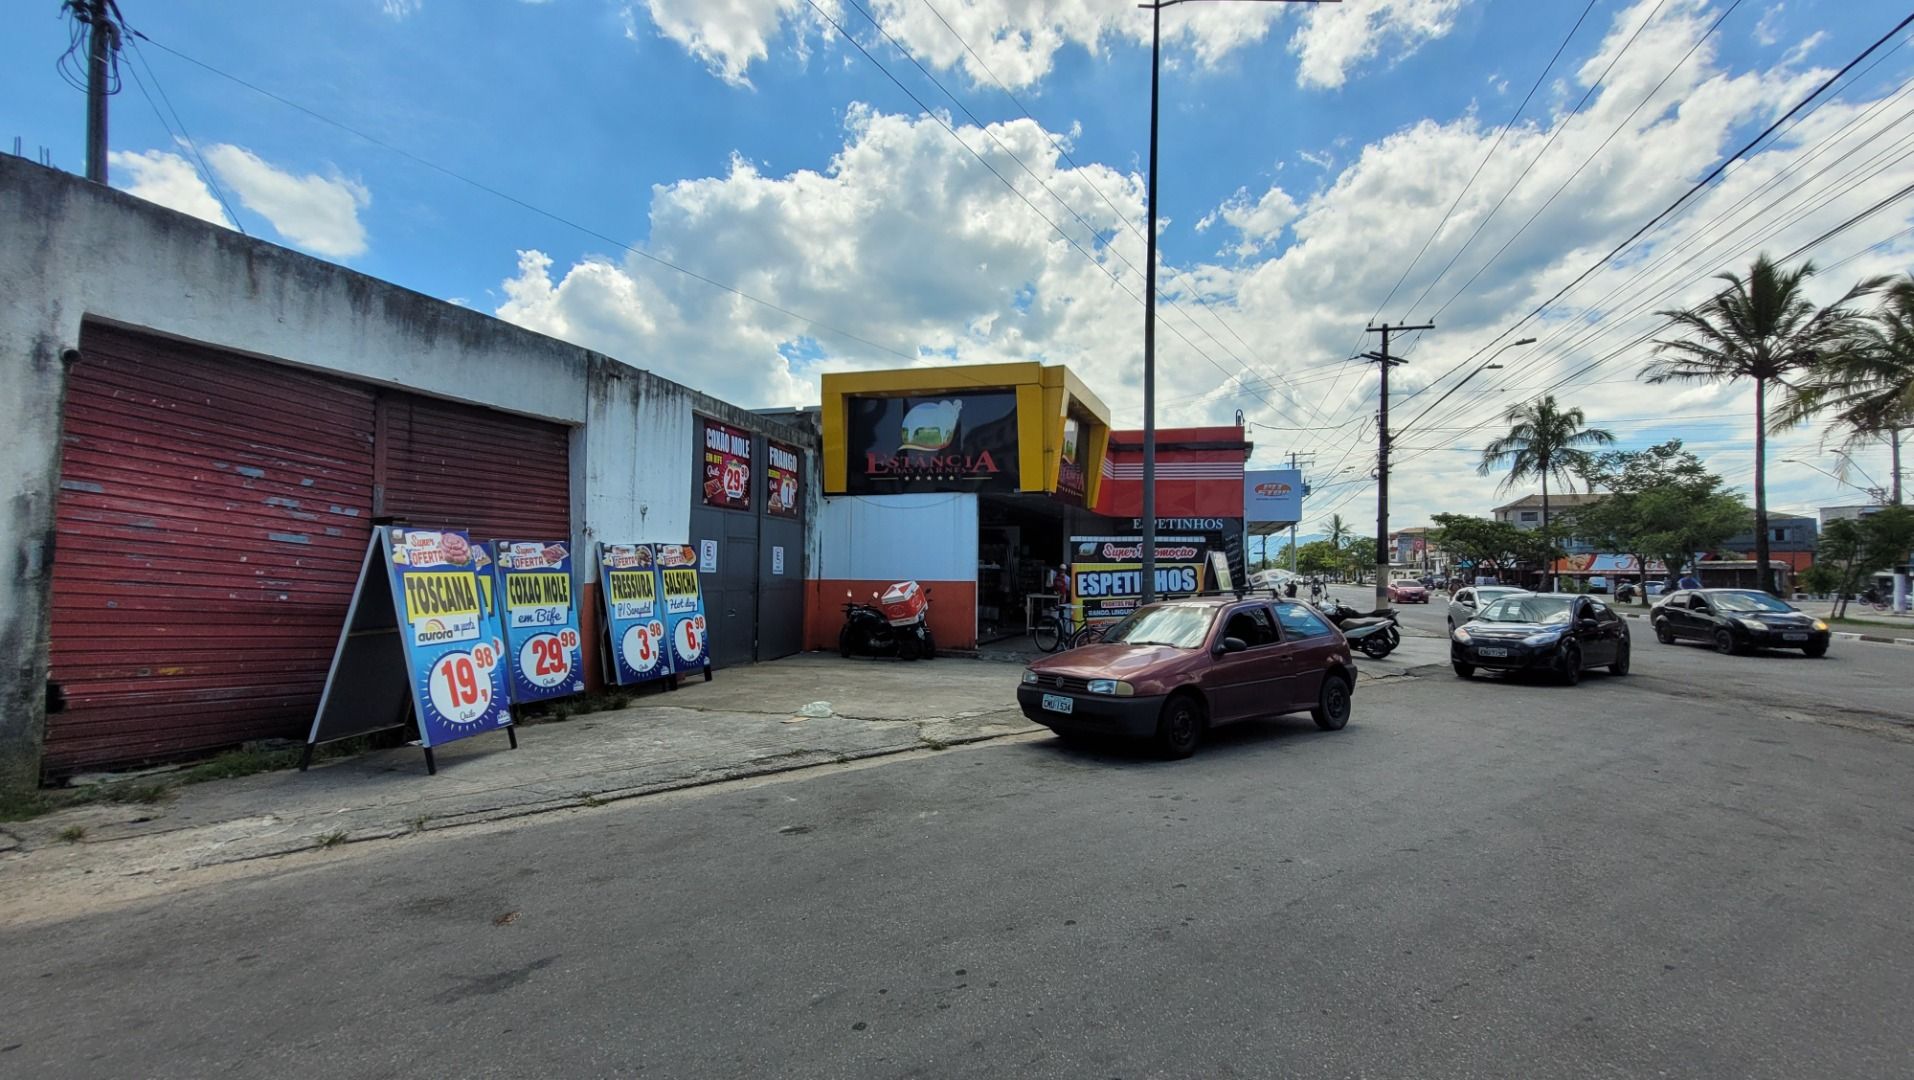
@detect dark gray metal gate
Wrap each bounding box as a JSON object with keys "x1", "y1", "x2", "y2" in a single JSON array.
[{"x1": 689, "y1": 423, "x2": 807, "y2": 670}]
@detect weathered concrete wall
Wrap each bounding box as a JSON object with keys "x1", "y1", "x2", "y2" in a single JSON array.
[{"x1": 0, "y1": 156, "x2": 815, "y2": 790}]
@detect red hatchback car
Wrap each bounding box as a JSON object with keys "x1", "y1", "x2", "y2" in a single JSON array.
[{"x1": 1017, "y1": 597, "x2": 1356, "y2": 758}]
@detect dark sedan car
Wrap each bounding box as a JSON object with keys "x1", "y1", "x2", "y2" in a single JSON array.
[
  {"x1": 1017, "y1": 597, "x2": 1356, "y2": 758},
  {"x1": 1651, "y1": 589, "x2": 1830, "y2": 656},
  {"x1": 1450, "y1": 593, "x2": 1630, "y2": 685}
]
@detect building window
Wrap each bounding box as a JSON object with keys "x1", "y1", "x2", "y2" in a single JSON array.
[{"x1": 1519, "y1": 511, "x2": 1540, "y2": 523}]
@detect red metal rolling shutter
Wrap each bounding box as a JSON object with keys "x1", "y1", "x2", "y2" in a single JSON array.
[
  {"x1": 375, "y1": 394, "x2": 571, "y2": 540},
  {"x1": 47, "y1": 325, "x2": 378, "y2": 771}
]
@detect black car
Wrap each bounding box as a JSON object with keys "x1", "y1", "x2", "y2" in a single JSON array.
[
  {"x1": 1651, "y1": 589, "x2": 1831, "y2": 657},
  {"x1": 1450, "y1": 593, "x2": 1630, "y2": 685}
]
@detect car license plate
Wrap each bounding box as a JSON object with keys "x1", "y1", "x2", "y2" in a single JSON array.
[
  {"x1": 1783, "y1": 632, "x2": 1808, "y2": 641},
  {"x1": 1041, "y1": 693, "x2": 1074, "y2": 714},
  {"x1": 1477, "y1": 647, "x2": 1510, "y2": 657}
]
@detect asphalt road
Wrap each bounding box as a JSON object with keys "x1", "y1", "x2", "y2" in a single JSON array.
[{"x1": 4, "y1": 635, "x2": 1912, "y2": 1078}]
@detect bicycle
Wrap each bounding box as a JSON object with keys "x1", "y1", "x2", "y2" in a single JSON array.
[{"x1": 1030, "y1": 598, "x2": 1073, "y2": 653}]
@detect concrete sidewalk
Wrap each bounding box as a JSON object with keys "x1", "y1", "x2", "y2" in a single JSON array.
[{"x1": 0, "y1": 654, "x2": 1040, "y2": 892}]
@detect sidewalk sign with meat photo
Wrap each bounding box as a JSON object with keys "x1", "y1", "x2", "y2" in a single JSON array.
[{"x1": 599, "y1": 542, "x2": 674, "y2": 686}]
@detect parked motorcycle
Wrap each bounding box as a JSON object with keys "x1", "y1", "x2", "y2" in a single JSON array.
[
  {"x1": 839, "y1": 580, "x2": 935, "y2": 660},
  {"x1": 1315, "y1": 598, "x2": 1401, "y2": 659}
]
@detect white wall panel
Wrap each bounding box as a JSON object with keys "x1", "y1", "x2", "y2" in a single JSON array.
[{"x1": 815, "y1": 494, "x2": 976, "y2": 581}]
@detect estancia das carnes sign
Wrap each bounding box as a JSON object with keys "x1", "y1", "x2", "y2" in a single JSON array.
[{"x1": 845, "y1": 391, "x2": 1021, "y2": 493}]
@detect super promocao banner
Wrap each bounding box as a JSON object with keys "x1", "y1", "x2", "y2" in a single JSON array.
[{"x1": 1070, "y1": 535, "x2": 1212, "y2": 625}]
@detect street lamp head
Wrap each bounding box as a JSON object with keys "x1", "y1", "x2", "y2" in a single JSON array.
[
  {"x1": 1484, "y1": 363, "x2": 1505, "y2": 370},
  {"x1": 1514, "y1": 337, "x2": 1537, "y2": 346}
]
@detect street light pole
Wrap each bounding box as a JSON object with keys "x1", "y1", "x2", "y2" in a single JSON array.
[{"x1": 1136, "y1": 0, "x2": 1339, "y2": 605}]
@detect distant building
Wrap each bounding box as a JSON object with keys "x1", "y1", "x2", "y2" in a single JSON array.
[
  {"x1": 1719, "y1": 512, "x2": 1818, "y2": 571},
  {"x1": 1387, "y1": 526, "x2": 1443, "y2": 574},
  {"x1": 1819, "y1": 504, "x2": 1887, "y2": 527},
  {"x1": 1490, "y1": 493, "x2": 1608, "y2": 531}
]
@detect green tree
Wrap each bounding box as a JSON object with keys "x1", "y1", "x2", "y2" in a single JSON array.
[
  {"x1": 1809, "y1": 507, "x2": 1914, "y2": 616},
  {"x1": 1644, "y1": 254, "x2": 1884, "y2": 591},
  {"x1": 1775, "y1": 273, "x2": 1914, "y2": 504},
  {"x1": 1477, "y1": 395, "x2": 1615, "y2": 532},
  {"x1": 1324, "y1": 513, "x2": 1353, "y2": 550},
  {"x1": 1568, "y1": 441, "x2": 1749, "y2": 604},
  {"x1": 1429, "y1": 514, "x2": 1561, "y2": 584},
  {"x1": 1295, "y1": 539, "x2": 1345, "y2": 577}
]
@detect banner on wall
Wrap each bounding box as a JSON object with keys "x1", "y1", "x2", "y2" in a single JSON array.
[
  {"x1": 702, "y1": 417, "x2": 754, "y2": 510},
  {"x1": 1056, "y1": 416, "x2": 1086, "y2": 501},
  {"x1": 655, "y1": 543, "x2": 713, "y2": 678},
  {"x1": 766, "y1": 439, "x2": 802, "y2": 518},
  {"x1": 494, "y1": 540, "x2": 585, "y2": 702},
  {"x1": 845, "y1": 390, "x2": 1021, "y2": 493},
  {"x1": 306, "y1": 526, "x2": 516, "y2": 775},
  {"x1": 599, "y1": 543, "x2": 672, "y2": 686},
  {"x1": 1068, "y1": 534, "x2": 1215, "y2": 625}
]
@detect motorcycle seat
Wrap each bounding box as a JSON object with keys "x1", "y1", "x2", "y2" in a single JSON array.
[{"x1": 1340, "y1": 616, "x2": 1394, "y2": 631}]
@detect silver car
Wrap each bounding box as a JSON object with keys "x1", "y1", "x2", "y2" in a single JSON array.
[{"x1": 1448, "y1": 585, "x2": 1531, "y2": 632}]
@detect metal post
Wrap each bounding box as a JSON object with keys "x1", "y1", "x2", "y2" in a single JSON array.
[
  {"x1": 84, "y1": 0, "x2": 112, "y2": 183},
  {"x1": 1140, "y1": 1, "x2": 1161, "y2": 605},
  {"x1": 1364, "y1": 322, "x2": 1432, "y2": 611}
]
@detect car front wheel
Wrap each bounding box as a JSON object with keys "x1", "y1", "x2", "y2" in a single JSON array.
[
  {"x1": 1453, "y1": 661, "x2": 1474, "y2": 679},
  {"x1": 1803, "y1": 641, "x2": 1828, "y2": 658},
  {"x1": 1312, "y1": 674, "x2": 1352, "y2": 731},
  {"x1": 1609, "y1": 641, "x2": 1630, "y2": 676},
  {"x1": 1154, "y1": 693, "x2": 1204, "y2": 759},
  {"x1": 1654, "y1": 620, "x2": 1675, "y2": 645},
  {"x1": 1713, "y1": 628, "x2": 1740, "y2": 655},
  {"x1": 1558, "y1": 644, "x2": 1583, "y2": 686}
]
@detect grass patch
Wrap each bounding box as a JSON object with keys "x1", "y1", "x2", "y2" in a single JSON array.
[
  {"x1": 316, "y1": 829, "x2": 349, "y2": 848},
  {"x1": 524, "y1": 688, "x2": 639, "y2": 726},
  {"x1": 57, "y1": 824, "x2": 86, "y2": 843}
]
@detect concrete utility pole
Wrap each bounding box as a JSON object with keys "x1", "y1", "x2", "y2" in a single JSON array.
[
  {"x1": 1363, "y1": 322, "x2": 1433, "y2": 612},
  {"x1": 1135, "y1": 0, "x2": 1339, "y2": 605},
  {"x1": 82, "y1": 0, "x2": 118, "y2": 184}
]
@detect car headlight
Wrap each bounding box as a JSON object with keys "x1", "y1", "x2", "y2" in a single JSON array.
[
  {"x1": 1021, "y1": 670, "x2": 1040, "y2": 685},
  {"x1": 1522, "y1": 632, "x2": 1561, "y2": 647},
  {"x1": 1453, "y1": 627, "x2": 1471, "y2": 642},
  {"x1": 1737, "y1": 618, "x2": 1767, "y2": 632},
  {"x1": 1086, "y1": 679, "x2": 1135, "y2": 697},
  {"x1": 1813, "y1": 619, "x2": 1829, "y2": 632}
]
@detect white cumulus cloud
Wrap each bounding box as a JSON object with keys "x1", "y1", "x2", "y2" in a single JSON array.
[{"x1": 108, "y1": 144, "x2": 372, "y2": 259}]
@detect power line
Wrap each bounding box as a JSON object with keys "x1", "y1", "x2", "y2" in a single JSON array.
[{"x1": 117, "y1": 29, "x2": 246, "y2": 235}]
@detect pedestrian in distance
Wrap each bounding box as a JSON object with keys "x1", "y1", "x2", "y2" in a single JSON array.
[{"x1": 1677, "y1": 569, "x2": 1703, "y2": 591}]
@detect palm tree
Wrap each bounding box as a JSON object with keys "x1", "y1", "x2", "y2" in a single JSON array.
[
  {"x1": 1645, "y1": 255, "x2": 1884, "y2": 591},
  {"x1": 1325, "y1": 513, "x2": 1353, "y2": 550},
  {"x1": 1775, "y1": 273, "x2": 1913, "y2": 504},
  {"x1": 1476, "y1": 395, "x2": 1615, "y2": 531}
]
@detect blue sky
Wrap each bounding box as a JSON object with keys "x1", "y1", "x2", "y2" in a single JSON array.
[{"x1": 4, "y1": 0, "x2": 1910, "y2": 530}]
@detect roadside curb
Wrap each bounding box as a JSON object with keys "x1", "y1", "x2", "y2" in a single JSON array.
[{"x1": 6, "y1": 724, "x2": 1039, "y2": 876}]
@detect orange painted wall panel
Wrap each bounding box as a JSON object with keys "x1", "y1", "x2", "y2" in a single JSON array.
[{"x1": 805, "y1": 579, "x2": 978, "y2": 652}]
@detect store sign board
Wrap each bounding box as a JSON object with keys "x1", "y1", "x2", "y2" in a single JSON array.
[
  {"x1": 655, "y1": 544, "x2": 712, "y2": 672},
  {"x1": 308, "y1": 527, "x2": 514, "y2": 768},
  {"x1": 1056, "y1": 416, "x2": 1086, "y2": 501},
  {"x1": 494, "y1": 540, "x2": 585, "y2": 702},
  {"x1": 701, "y1": 417, "x2": 753, "y2": 510},
  {"x1": 765, "y1": 439, "x2": 802, "y2": 518},
  {"x1": 845, "y1": 391, "x2": 1021, "y2": 493},
  {"x1": 1243, "y1": 469, "x2": 1303, "y2": 523},
  {"x1": 1068, "y1": 534, "x2": 1213, "y2": 624},
  {"x1": 599, "y1": 543, "x2": 672, "y2": 685}
]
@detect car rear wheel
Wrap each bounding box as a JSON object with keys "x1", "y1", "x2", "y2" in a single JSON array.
[
  {"x1": 1802, "y1": 641, "x2": 1828, "y2": 658},
  {"x1": 1654, "y1": 620, "x2": 1675, "y2": 645},
  {"x1": 1452, "y1": 661, "x2": 1474, "y2": 679},
  {"x1": 1312, "y1": 674, "x2": 1352, "y2": 731},
  {"x1": 1609, "y1": 641, "x2": 1631, "y2": 676},
  {"x1": 1558, "y1": 644, "x2": 1583, "y2": 686},
  {"x1": 1154, "y1": 693, "x2": 1204, "y2": 759},
  {"x1": 1712, "y1": 628, "x2": 1740, "y2": 655}
]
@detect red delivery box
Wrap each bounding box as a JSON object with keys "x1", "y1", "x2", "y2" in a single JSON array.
[{"x1": 879, "y1": 581, "x2": 927, "y2": 626}]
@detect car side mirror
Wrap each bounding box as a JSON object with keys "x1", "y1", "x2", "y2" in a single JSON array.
[
  {"x1": 1578, "y1": 618, "x2": 1599, "y2": 632},
  {"x1": 1216, "y1": 636, "x2": 1249, "y2": 655}
]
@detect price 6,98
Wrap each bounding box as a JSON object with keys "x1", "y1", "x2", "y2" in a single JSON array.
[{"x1": 428, "y1": 652, "x2": 493, "y2": 724}]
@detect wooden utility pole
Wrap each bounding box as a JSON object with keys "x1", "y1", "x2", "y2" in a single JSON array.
[{"x1": 1363, "y1": 322, "x2": 1433, "y2": 612}]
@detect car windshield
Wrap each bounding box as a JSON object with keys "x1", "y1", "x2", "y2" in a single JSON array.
[
  {"x1": 1477, "y1": 596, "x2": 1574, "y2": 624},
  {"x1": 1711, "y1": 591, "x2": 1794, "y2": 613},
  {"x1": 1100, "y1": 604, "x2": 1216, "y2": 648}
]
